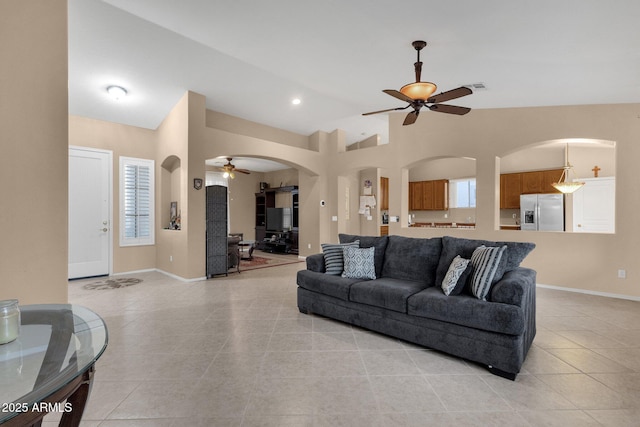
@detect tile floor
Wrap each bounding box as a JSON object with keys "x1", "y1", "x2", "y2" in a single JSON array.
[{"x1": 44, "y1": 259, "x2": 640, "y2": 426}]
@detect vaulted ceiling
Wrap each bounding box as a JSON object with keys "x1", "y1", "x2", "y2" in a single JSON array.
[{"x1": 69, "y1": 0, "x2": 640, "y2": 155}]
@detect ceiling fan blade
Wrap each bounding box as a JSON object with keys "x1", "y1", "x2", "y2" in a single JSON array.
[
  {"x1": 362, "y1": 106, "x2": 409, "y2": 116},
  {"x1": 427, "y1": 86, "x2": 472, "y2": 104},
  {"x1": 403, "y1": 110, "x2": 419, "y2": 126},
  {"x1": 428, "y1": 104, "x2": 471, "y2": 115},
  {"x1": 235, "y1": 169, "x2": 251, "y2": 174},
  {"x1": 383, "y1": 89, "x2": 414, "y2": 103}
]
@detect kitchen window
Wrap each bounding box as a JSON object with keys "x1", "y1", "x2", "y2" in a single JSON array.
[
  {"x1": 120, "y1": 156, "x2": 155, "y2": 246},
  {"x1": 449, "y1": 178, "x2": 476, "y2": 208}
]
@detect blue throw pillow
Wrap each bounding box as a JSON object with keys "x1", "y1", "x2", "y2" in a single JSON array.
[
  {"x1": 342, "y1": 246, "x2": 376, "y2": 280},
  {"x1": 441, "y1": 255, "x2": 471, "y2": 296},
  {"x1": 436, "y1": 236, "x2": 535, "y2": 287},
  {"x1": 470, "y1": 245, "x2": 507, "y2": 300},
  {"x1": 321, "y1": 241, "x2": 359, "y2": 275}
]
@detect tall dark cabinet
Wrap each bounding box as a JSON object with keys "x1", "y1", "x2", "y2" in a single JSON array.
[
  {"x1": 255, "y1": 186, "x2": 298, "y2": 254},
  {"x1": 206, "y1": 185, "x2": 228, "y2": 277}
]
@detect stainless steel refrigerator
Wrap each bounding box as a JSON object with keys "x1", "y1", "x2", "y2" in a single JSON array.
[{"x1": 520, "y1": 194, "x2": 564, "y2": 231}]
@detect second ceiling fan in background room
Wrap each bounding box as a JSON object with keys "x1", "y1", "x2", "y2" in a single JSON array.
[
  {"x1": 217, "y1": 157, "x2": 250, "y2": 179},
  {"x1": 363, "y1": 40, "x2": 473, "y2": 125}
]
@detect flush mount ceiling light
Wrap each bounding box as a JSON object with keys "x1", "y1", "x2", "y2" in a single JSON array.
[
  {"x1": 291, "y1": 98, "x2": 301, "y2": 105},
  {"x1": 552, "y1": 144, "x2": 585, "y2": 194},
  {"x1": 107, "y1": 85, "x2": 127, "y2": 100}
]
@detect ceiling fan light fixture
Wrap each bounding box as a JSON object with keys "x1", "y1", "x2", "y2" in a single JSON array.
[{"x1": 399, "y1": 81, "x2": 437, "y2": 101}]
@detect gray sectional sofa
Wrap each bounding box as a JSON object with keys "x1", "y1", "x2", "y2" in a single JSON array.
[{"x1": 297, "y1": 234, "x2": 537, "y2": 380}]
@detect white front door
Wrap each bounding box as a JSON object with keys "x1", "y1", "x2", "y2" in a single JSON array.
[{"x1": 69, "y1": 147, "x2": 112, "y2": 279}]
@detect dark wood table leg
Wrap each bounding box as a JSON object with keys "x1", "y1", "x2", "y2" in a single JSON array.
[{"x1": 59, "y1": 366, "x2": 94, "y2": 427}]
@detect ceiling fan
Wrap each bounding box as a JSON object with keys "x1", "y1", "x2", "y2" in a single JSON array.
[
  {"x1": 363, "y1": 40, "x2": 472, "y2": 125},
  {"x1": 218, "y1": 157, "x2": 250, "y2": 179}
]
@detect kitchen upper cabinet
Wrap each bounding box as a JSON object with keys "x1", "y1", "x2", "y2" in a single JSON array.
[
  {"x1": 521, "y1": 171, "x2": 544, "y2": 194},
  {"x1": 500, "y1": 168, "x2": 565, "y2": 208},
  {"x1": 380, "y1": 177, "x2": 389, "y2": 210},
  {"x1": 421, "y1": 180, "x2": 435, "y2": 210},
  {"x1": 409, "y1": 179, "x2": 448, "y2": 211},
  {"x1": 542, "y1": 169, "x2": 564, "y2": 193},
  {"x1": 409, "y1": 181, "x2": 423, "y2": 210},
  {"x1": 432, "y1": 179, "x2": 449, "y2": 210},
  {"x1": 521, "y1": 169, "x2": 564, "y2": 194},
  {"x1": 500, "y1": 173, "x2": 522, "y2": 209}
]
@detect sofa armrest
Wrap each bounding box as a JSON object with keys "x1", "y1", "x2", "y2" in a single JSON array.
[
  {"x1": 490, "y1": 267, "x2": 536, "y2": 306},
  {"x1": 306, "y1": 253, "x2": 325, "y2": 273}
]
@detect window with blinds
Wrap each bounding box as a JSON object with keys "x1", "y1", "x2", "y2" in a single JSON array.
[{"x1": 119, "y1": 157, "x2": 155, "y2": 246}]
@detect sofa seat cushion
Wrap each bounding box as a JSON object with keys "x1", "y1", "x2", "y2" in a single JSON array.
[
  {"x1": 349, "y1": 277, "x2": 426, "y2": 313},
  {"x1": 297, "y1": 270, "x2": 362, "y2": 301},
  {"x1": 381, "y1": 236, "x2": 442, "y2": 286},
  {"x1": 407, "y1": 287, "x2": 525, "y2": 335}
]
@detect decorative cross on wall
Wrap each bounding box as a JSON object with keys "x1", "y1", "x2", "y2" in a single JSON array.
[{"x1": 592, "y1": 165, "x2": 601, "y2": 177}]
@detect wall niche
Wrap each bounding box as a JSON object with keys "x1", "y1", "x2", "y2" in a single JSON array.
[{"x1": 161, "y1": 155, "x2": 182, "y2": 230}]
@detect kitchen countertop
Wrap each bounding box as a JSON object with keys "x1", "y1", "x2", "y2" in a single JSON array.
[
  {"x1": 410, "y1": 222, "x2": 475, "y2": 229},
  {"x1": 500, "y1": 224, "x2": 521, "y2": 229}
]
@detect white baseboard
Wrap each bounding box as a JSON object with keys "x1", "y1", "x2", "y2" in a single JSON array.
[
  {"x1": 111, "y1": 268, "x2": 156, "y2": 276},
  {"x1": 113, "y1": 268, "x2": 206, "y2": 283},
  {"x1": 537, "y1": 283, "x2": 640, "y2": 302}
]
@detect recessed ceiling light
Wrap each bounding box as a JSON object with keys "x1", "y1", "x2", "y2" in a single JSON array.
[
  {"x1": 291, "y1": 98, "x2": 301, "y2": 105},
  {"x1": 107, "y1": 85, "x2": 127, "y2": 100}
]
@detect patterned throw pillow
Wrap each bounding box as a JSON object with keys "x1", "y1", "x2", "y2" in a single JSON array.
[
  {"x1": 321, "y1": 241, "x2": 359, "y2": 275},
  {"x1": 342, "y1": 246, "x2": 376, "y2": 280},
  {"x1": 441, "y1": 255, "x2": 471, "y2": 296},
  {"x1": 470, "y1": 245, "x2": 507, "y2": 300}
]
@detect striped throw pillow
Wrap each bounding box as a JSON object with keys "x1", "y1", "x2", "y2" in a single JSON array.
[
  {"x1": 470, "y1": 245, "x2": 507, "y2": 300},
  {"x1": 321, "y1": 241, "x2": 359, "y2": 275}
]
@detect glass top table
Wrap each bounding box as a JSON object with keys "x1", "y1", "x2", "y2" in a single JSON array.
[{"x1": 0, "y1": 304, "x2": 108, "y2": 426}]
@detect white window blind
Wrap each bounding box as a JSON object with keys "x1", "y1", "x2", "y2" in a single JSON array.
[{"x1": 120, "y1": 157, "x2": 155, "y2": 246}]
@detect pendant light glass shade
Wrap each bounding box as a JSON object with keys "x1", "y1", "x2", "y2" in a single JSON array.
[
  {"x1": 399, "y1": 82, "x2": 437, "y2": 100},
  {"x1": 551, "y1": 144, "x2": 585, "y2": 194}
]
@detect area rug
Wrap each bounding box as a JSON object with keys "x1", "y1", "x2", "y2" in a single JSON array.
[
  {"x1": 240, "y1": 255, "x2": 303, "y2": 271},
  {"x1": 83, "y1": 277, "x2": 143, "y2": 290}
]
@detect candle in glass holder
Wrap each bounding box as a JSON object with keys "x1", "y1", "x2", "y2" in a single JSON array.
[{"x1": 0, "y1": 299, "x2": 20, "y2": 344}]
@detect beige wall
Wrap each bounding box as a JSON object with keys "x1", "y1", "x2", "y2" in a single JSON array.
[
  {"x1": 227, "y1": 172, "x2": 263, "y2": 240},
  {"x1": 371, "y1": 104, "x2": 639, "y2": 298},
  {"x1": 69, "y1": 116, "x2": 157, "y2": 274},
  {"x1": 0, "y1": 1, "x2": 69, "y2": 304},
  {"x1": 65, "y1": 88, "x2": 640, "y2": 301}
]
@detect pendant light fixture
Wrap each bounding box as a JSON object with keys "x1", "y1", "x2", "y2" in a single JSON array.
[{"x1": 552, "y1": 144, "x2": 585, "y2": 194}]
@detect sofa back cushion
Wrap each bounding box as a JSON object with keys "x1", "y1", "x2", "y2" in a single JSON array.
[
  {"x1": 339, "y1": 234, "x2": 388, "y2": 278},
  {"x1": 435, "y1": 236, "x2": 535, "y2": 288},
  {"x1": 381, "y1": 236, "x2": 442, "y2": 286}
]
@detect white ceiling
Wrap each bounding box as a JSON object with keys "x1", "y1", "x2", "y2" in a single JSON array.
[{"x1": 69, "y1": 0, "x2": 640, "y2": 172}]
